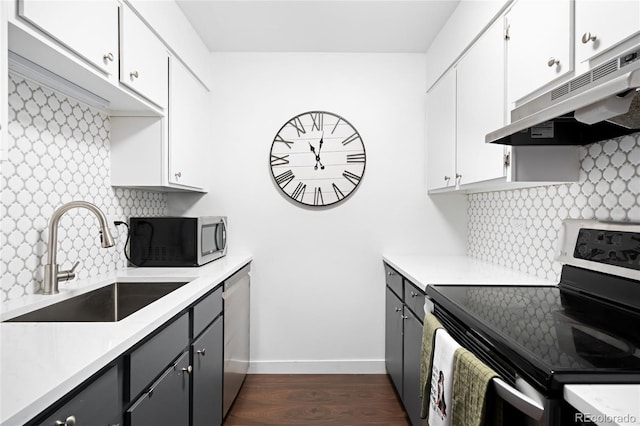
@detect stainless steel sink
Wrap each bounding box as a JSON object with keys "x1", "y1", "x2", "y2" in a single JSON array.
[{"x1": 7, "y1": 281, "x2": 189, "y2": 322}]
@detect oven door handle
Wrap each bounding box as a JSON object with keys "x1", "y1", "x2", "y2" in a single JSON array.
[{"x1": 493, "y1": 378, "x2": 545, "y2": 420}]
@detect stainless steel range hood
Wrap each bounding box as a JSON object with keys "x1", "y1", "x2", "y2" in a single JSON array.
[{"x1": 487, "y1": 46, "x2": 640, "y2": 146}]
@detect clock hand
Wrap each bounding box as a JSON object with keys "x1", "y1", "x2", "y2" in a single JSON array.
[
  {"x1": 309, "y1": 142, "x2": 321, "y2": 170},
  {"x1": 317, "y1": 133, "x2": 324, "y2": 155}
]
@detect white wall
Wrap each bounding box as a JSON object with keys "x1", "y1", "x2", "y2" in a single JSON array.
[{"x1": 168, "y1": 52, "x2": 468, "y2": 373}]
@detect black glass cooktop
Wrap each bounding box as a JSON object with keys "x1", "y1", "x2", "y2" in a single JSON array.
[{"x1": 427, "y1": 284, "x2": 640, "y2": 389}]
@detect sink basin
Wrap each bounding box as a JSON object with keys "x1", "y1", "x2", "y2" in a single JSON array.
[{"x1": 7, "y1": 281, "x2": 189, "y2": 322}]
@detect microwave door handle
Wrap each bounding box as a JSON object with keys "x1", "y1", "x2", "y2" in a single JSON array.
[{"x1": 493, "y1": 378, "x2": 545, "y2": 420}]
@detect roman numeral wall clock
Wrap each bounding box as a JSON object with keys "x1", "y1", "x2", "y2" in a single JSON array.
[{"x1": 269, "y1": 111, "x2": 366, "y2": 207}]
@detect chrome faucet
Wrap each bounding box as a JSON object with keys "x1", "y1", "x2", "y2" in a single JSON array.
[{"x1": 42, "y1": 201, "x2": 116, "y2": 294}]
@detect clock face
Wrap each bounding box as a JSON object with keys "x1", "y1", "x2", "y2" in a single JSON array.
[{"x1": 270, "y1": 111, "x2": 366, "y2": 207}]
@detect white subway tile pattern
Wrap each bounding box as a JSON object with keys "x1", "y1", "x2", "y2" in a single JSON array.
[
  {"x1": 1, "y1": 73, "x2": 167, "y2": 302},
  {"x1": 468, "y1": 133, "x2": 640, "y2": 282}
]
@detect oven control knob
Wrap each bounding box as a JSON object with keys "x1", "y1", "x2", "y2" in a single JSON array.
[{"x1": 578, "y1": 244, "x2": 588, "y2": 256}]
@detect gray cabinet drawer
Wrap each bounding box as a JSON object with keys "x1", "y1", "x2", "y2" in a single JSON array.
[
  {"x1": 37, "y1": 365, "x2": 120, "y2": 426},
  {"x1": 193, "y1": 286, "x2": 222, "y2": 338},
  {"x1": 128, "y1": 313, "x2": 189, "y2": 399},
  {"x1": 403, "y1": 281, "x2": 425, "y2": 321},
  {"x1": 384, "y1": 263, "x2": 403, "y2": 298},
  {"x1": 126, "y1": 351, "x2": 190, "y2": 426}
]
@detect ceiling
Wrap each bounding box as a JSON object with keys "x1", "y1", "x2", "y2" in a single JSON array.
[{"x1": 175, "y1": 0, "x2": 460, "y2": 53}]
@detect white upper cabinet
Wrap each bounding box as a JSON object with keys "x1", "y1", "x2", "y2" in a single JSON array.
[
  {"x1": 506, "y1": 0, "x2": 573, "y2": 105},
  {"x1": 456, "y1": 20, "x2": 506, "y2": 186},
  {"x1": 426, "y1": 70, "x2": 456, "y2": 191},
  {"x1": 575, "y1": 0, "x2": 640, "y2": 64},
  {"x1": 168, "y1": 58, "x2": 208, "y2": 189},
  {"x1": 120, "y1": 3, "x2": 169, "y2": 108},
  {"x1": 17, "y1": 0, "x2": 118, "y2": 77}
]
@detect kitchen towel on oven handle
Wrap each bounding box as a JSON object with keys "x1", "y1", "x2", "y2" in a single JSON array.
[
  {"x1": 451, "y1": 347, "x2": 502, "y2": 426},
  {"x1": 420, "y1": 313, "x2": 503, "y2": 426},
  {"x1": 420, "y1": 313, "x2": 443, "y2": 418}
]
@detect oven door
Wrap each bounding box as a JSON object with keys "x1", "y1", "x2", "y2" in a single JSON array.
[{"x1": 425, "y1": 297, "x2": 549, "y2": 425}]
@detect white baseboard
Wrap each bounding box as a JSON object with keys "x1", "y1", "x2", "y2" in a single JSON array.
[{"x1": 248, "y1": 359, "x2": 386, "y2": 374}]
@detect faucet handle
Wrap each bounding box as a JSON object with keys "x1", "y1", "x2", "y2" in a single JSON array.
[{"x1": 58, "y1": 261, "x2": 80, "y2": 283}]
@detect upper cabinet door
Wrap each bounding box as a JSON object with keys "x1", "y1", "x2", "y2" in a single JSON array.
[
  {"x1": 120, "y1": 4, "x2": 169, "y2": 108},
  {"x1": 426, "y1": 70, "x2": 456, "y2": 191},
  {"x1": 168, "y1": 58, "x2": 208, "y2": 189},
  {"x1": 506, "y1": 0, "x2": 573, "y2": 105},
  {"x1": 456, "y1": 19, "x2": 506, "y2": 186},
  {"x1": 575, "y1": 0, "x2": 640, "y2": 64},
  {"x1": 18, "y1": 0, "x2": 118, "y2": 77}
]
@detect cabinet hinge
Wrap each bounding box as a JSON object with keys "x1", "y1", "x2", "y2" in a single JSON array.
[{"x1": 503, "y1": 152, "x2": 511, "y2": 167}]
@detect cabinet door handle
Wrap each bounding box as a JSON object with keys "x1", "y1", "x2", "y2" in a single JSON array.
[
  {"x1": 547, "y1": 57, "x2": 560, "y2": 67},
  {"x1": 103, "y1": 52, "x2": 114, "y2": 62},
  {"x1": 387, "y1": 271, "x2": 394, "y2": 276},
  {"x1": 455, "y1": 173, "x2": 462, "y2": 184},
  {"x1": 401, "y1": 315, "x2": 409, "y2": 320},
  {"x1": 394, "y1": 307, "x2": 402, "y2": 312},
  {"x1": 410, "y1": 291, "x2": 419, "y2": 298},
  {"x1": 130, "y1": 70, "x2": 139, "y2": 79},
  {"x1": 581, "y1": 32, "x2": 597, "y2": 44},
  {"x1": 444, "y1": 175, "x2": 451, "y2": 182},
  {"x1": 55, "y1": 416, "x2": 76, "y2": 426},
  {"x1": 196, "y1": 348, "x2": 206, "y2": 356},
  {"x1": 182, "y1": 365, "x2": 193, "y2": 375},
  {"x1": 175, "y1": 171, "x2": 182, "y2": 179}
]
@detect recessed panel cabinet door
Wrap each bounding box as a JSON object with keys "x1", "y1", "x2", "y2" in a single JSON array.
[
  {"x1": 456, "y1": 19, "x2": 506, "y2": 185},
  {"x1": 506, "y1": 0, "x2": 572, "y2": 104},
  {"x1": 18, "y1": 0, "x2": 118, "y2": 76},
  {"x1": 575, "y1": 0, "x2": 640, "y2": 63},
  {"x1": 120, "y1": 3, "x2": 168, "y2": 108},
  {"x1": 127, "y1": 351, "x2": 190, "y2": 426},
  {"x1": 192, "y1": 317, "x2": 223, "y2": 426},
  {"x1": 385, "y1": 287, "x2": 404, "y2": 397},
  {"x1": 168, "y1": 58, "x2": 208, "y2": 188},
  {"x1": 403, "y1": 308, "x2": 424, "y2": 426},
  {"x1": 426, "y1": 70, "x2": 456, "y2": 191}
]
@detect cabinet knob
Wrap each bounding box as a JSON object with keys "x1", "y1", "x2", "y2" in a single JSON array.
[
  {"x1": 103, "y1": 52, "x2": 114, "y2": 62},
  {"x1": 387, "y1": 271, "x2": 394, "y2": 276},
  {"x1": 401, "y1": 315, "x2": 409, "y2": 320},
  {"x1": 182, "y1": 365, "x2": 193, "y2": 375},
  {"x1": 547, "y1": 57, "x2": 560, "y2": 67},
  {"x1": 175, "y1": 171, "x2": 182, "y2": 179},
  {"x1": 130, "y1": 70, "x2": 139, "y2": 79},
  {"x1": 196, "y1": 348, "x2": 206, "y2": 356},
  {"x1": 455, "y1": 173, "x2": 462, "y2": 184},
  {"x1": 410, "y1": 291, "x2": 419, "y2": 298},
  {"x1": 444, "y1": 175, "x2": 451, "y2": 182},
  {"x1": 581, "y1": 32, "x2": 597, "y2": 44},
  {"x1": 55, "y1": 416, "x2": 76, "y2": 426},
  {"x1": 395, "y1": 307, "x2": 402, "y2": 312}
]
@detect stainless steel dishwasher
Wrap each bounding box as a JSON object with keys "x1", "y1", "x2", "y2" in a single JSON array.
[{"x1": 222, "y1": 264, "x2": 251, "y2": 416}]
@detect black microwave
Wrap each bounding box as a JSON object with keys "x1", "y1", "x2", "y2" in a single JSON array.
[{"x1": 128, "y1": 216, "x2": 227, "y2": 267}]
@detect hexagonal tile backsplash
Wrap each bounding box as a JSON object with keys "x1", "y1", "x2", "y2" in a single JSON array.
[
  {"x1": 1, "y1": 73, "x2": 167, "y2": 302},
  {"x1": 468, "y1": 133, "x2": 640, "y2": 282}
]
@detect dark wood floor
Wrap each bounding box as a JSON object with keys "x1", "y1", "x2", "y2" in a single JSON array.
[{"x1": 223, "y1": 374, "x2": 411, "y2": 425}]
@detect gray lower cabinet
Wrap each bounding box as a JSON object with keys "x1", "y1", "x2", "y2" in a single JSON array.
[
  {"x1": 126, "y1": 351, "x2": 190, "y2": 425},
  {"x1": 385, "y1": 286, "x2": 404, "y2": 396},
  {"x1": 384, "y1": 263, "x2": 425, "y2": 426},
  {"x1": 403, "y1": 305, "x2": 424, "y2": 426},
  {"x1": 33, "y1": 365, "x2": 121, "y2": 426},
  {"x1": 192, "y1": 316, "x2": 223, "y2": 426}
]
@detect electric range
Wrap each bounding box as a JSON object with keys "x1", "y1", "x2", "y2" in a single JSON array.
[{"x1": 426, "y1": 219, "x2": 640, "y2": 425}]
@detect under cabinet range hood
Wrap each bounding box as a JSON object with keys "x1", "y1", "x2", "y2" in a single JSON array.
[{"x1": 487, "y1": 46, "x2": 640, "y2": 146}]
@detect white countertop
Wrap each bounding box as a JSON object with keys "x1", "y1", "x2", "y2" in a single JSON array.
[
  {"x1": 0, "y1": 252, "x2": 252, "y2": 426},
  {"x1": 565, "y1": 385, "x2": 640, "y2": 426},
  {"x1": 382, "y1": 254, "x2": 554, "y2": 291}
]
